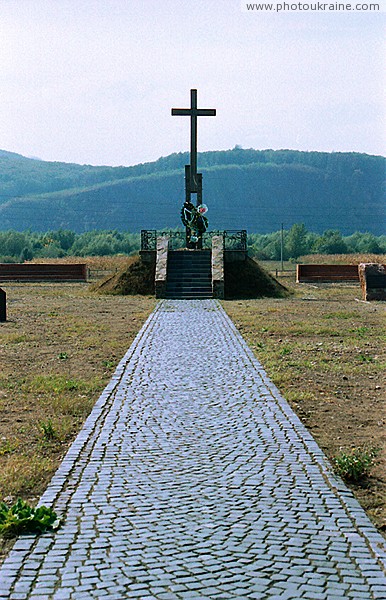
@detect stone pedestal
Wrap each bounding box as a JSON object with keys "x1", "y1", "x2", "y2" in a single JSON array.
[
  {"x1": 155, "y1": 237, "x2": 169, "y2": 299},
  {"x1": 212, "y1": 236, "x2": 225, "y2": 299},
  {"x1": 358, "y1": 263, "x2": 386, "y2": 301}
]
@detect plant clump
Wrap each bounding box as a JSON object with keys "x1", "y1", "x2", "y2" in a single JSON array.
[
  {"x1": 0, "y1": 499, "x2": 60, "y2": 538},
  {"x1": 333, "y1": 447, "x2": 380, "y2": 483}
]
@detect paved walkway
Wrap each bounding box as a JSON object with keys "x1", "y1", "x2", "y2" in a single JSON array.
[{"x1": 0, "y1": 300, "x2": 385, "y2": 599}]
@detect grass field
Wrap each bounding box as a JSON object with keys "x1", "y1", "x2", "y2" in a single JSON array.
[{"x1": 0, "y1": 255, "x2": 385, "y2": 563}]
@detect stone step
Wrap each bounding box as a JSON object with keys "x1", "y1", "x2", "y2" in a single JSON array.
[
  {"x1": 167, "y1": 268, "x2": 211, "y2": 272},
  {"x1": 165, "y1": 293, "x2": 213, "y2": 299},
  {"x1": 166, "y1": 287, "x2": 213, "y2": 294},
  {"x1": 169, "y1": 250, "x2": 211, "y2": 255},
  {"x1": 166, "y1": 250, "x2": 213, "y2": 299},
  {"x1": 167, "y1": 276, "x2": 211, "y2": 282},
  {"x1": 168, "y1": 268, "x2": 211, "y2": 272},
  {"x1": 168, "y1": 260, "x2": 211, "y2": 264}
]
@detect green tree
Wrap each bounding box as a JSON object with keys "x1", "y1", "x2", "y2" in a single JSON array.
[
  {"x1": 285, "y1": 223, "x2": 310, "y2": 259},
  {"x1": 345, "y1": 232, "x2": 383, "y2": 254},
  {"x1": 313, "y1": 230, "x2": 348, "y2": 254},
  {"x1": 1, "y1": 231, "x2": 29, "y2": 257},
  {"x1": 19, "y1": 247, "x2": 34, "y2": 262},
  {"x1": 52, "y1": 229, "x2": 76, "y2": 251}
]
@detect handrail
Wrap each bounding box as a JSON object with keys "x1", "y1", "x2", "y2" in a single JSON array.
[{"x1": 141, "y1": 230, "x2": 247, "y2": 252}]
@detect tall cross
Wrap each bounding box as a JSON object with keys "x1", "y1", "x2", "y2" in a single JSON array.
[{"x1": 172, "y1": 89, "x2": 216, "y2": 195}]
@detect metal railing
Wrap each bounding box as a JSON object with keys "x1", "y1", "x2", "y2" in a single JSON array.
[{"x1": 141, "y1": 230, "x2": 247, "y2": 252}]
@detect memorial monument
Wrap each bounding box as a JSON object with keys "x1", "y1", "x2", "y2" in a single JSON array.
[{"x1": 172, "y1": 89, "x2": 216, "y2": 248}]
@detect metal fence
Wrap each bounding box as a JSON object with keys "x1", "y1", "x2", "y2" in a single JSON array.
[{"x1": 141, "y1": 230, "x2": 247, "y2": 252}]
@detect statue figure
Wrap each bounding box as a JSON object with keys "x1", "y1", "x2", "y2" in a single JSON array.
[{"x1": 181, "y1": 201, "x2": 208, "y2": 247}]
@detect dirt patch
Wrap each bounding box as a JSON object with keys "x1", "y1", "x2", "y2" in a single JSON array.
[{"x1": 223, "y1": 278, "x2": 385, "y2": 536}]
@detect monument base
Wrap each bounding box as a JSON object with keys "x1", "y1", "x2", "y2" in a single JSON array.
[{"x1": 359, "y1": 263, "x2": 386, "y2": 301}]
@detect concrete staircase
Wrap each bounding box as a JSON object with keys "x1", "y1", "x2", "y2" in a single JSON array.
[{"x1": 165, "y1": 250, "x2": 213, "y2": 299}]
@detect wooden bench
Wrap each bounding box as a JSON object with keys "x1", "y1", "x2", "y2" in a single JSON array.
[{"x1": 0, "y1": 263, "x2": 88, "y2": 282}]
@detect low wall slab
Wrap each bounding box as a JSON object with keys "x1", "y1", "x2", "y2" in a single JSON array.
[
  {"x1": 297, "y1": 264, "x2": 360, "y2": 283},
  {"x1": 0, "y1": 263, "x2": 88, "y2": 282}
]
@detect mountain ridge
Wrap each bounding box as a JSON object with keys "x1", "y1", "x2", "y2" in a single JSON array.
[{"x1": 0, "y1": 148, "x2": 384, "y2": 234}]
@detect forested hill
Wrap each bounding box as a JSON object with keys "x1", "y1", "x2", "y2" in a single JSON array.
[{"x1": 0, "y1": 148, "x2": 384, "y2": 234}]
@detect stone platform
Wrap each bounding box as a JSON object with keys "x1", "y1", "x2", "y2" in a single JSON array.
[{"x1": 0, "y1": 300, "x2": 385, "y2": 599}]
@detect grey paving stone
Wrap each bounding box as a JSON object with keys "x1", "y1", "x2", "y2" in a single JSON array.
[{"x1": 0, "y1": 300, "x2": 385, "y2": 598}]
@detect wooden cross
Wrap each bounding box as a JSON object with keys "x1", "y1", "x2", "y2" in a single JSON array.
[{"x1": 172, "y1": 89, "x2": 216, "y2": 196}]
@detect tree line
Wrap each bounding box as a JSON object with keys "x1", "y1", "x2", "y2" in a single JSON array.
[
  {"x1": 0, "y1": 230, "x2": 139, "y2": 262},
  {"x1": 0, "y1": 227, "x2": 384, "y2": 263},
  {"x1": 248, "y1": 224, "x2": 386, "y2": 261}
]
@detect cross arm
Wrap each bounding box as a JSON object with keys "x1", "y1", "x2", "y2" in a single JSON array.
[
  {"x1": 171, "y1": 109, "x2": 191, "y2": 116},
  {"x1": 197, "y1": 109, "x2": 216, "y2": 116},
  {"x1": 171, "y1": 108, "x2": 216, "y2": 116}
]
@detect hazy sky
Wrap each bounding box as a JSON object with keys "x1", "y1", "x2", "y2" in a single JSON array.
[{"x1": 0, "y1": 0, "x2": 385, "y2": 166}]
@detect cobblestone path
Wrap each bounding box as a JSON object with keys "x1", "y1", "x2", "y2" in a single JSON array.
[{"x1": 1, "y1": 300, "x2": 385, "y2": 599}]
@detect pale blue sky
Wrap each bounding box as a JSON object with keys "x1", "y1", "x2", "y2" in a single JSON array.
[{"x1": 0, "y1": 0, "x2": 384, "y2": 165}]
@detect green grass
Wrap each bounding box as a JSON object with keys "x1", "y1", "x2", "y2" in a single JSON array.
[
  {"x1": 0, "y1": 440, "x2": 19, "y2": 456},
  {"x1": 350, "y1": 326, "x2": 370, "y2": 337},
  {"x1": 323, "y1": 311, "x2": 358, "y2": 320},
  {"x1": 26, "y1": 375, "x2": 100, "y2": 394}
]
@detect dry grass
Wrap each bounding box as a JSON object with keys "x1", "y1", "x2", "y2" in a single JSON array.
[
  {"x1": 30, "y1": 255, "x2": 137, "y2": 282},
  {"x1": 223, "y1": 275, "x2": 386, "y2": 536},
  {"x1": 94, "y1": 256, "x2": 155, "y2": 295},
  {"x1": 298, "y1": 253, "x2": 386, "y2": 265},
  {"x1": 30, "y1": 255, "x2": 134, "y2": 270},
  {"x1": 0, "y1": 280, "x2": 155, "y2": 562}
]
